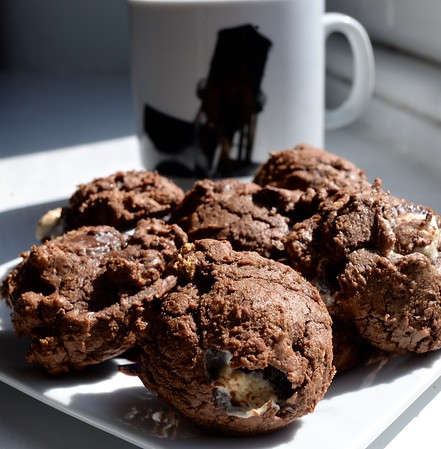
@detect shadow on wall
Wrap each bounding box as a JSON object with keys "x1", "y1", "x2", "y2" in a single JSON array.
[
  {"x1": 0, "y1": 72, "x2": 135, "y2": 157},
  {"x1": 0, "y1": 0, "x2": 134, "y2": 157}
]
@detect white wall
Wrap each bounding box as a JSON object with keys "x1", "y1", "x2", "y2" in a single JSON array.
[
  {"x1": 327, "y1": 0, "x2": 441, "y2": 64},
  {"x1": 0, "y1": 0, "x2": 130, "y2": 74},
  {"x1": 3, "y1": 0, "x2": 439, "y2": 74}
]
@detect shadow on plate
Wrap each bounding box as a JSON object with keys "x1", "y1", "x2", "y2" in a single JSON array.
[
  {"x1": 0, "y1": 323, "x2": 136, "y2": 389},
  {"x1": 67, "y1": 383, "x2": 302, "y2": 449},
  {"x1": 326, "y1": 350, "x2": 441, "y2": 399},
  {"x1": 2, "y1": 296, "x2": 441, "y2": 449},
  {"x1": 0, "y1": 319, "x2": 302, "y2": 448}
]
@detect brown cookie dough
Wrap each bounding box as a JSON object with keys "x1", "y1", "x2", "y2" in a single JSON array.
[
  {"x1": 340, "y1": 249, "x2": 441, "y2": 354},
  {"x1": 37, "y1": 170, "x2": 185, "y2": 240},
  {"x1": 285, "y1": 181, "x2": 399, "y2": 316},
  {"x1": 285, "y1": 180, "x2": 441, "y2": 355},
  {"x1": 172, "y1": 178, "x2": 310, "y2": 262},
  {"x1": 254, "y1": 143, "x2": 369, "y2": 197},
  {"x1": 1, "y1": 219, "x2": 187, "y2": 375},
  {"x1": 135, "y1": 239, "x2": 334, "y2": 435}
]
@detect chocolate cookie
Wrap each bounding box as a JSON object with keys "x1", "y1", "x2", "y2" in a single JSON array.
[
  {"x1": 285, "y1": 180, "x2": 441, "y2": 355},
  {"x1": 135, "y1": 239, "x2": 334, "y2": 435},
  {"x1": 172, "y1": 178, "x2": 311, "y2": 262},
  {"x1": 36, "y1": 170, "x2": 185, "y2": 240},
  {"x1": 1, "y1": 219, "x2": 187, "y2": 374},
  {"x1": 254, "y1": 143, "x2": 369, "y2": 197}
]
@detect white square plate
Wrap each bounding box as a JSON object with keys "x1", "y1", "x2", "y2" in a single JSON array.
[{"x1": 2, "y1": 258, "x2": 441, "y2": 449}]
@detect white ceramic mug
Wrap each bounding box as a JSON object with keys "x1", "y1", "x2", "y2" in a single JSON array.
[{"x1": 128, "y1": 0, "x2": 374, "y2": 180}]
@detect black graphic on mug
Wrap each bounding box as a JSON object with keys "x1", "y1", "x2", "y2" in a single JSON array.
[{"x1": 143, "y1": 24, "x2": 272, "y2": 178}]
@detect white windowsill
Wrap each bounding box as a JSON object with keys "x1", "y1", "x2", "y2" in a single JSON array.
[{"x1": 1, "y1": 37, "x2": 441, "y2": 449}]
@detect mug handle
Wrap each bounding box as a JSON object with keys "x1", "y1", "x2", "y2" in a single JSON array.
[{"x1": 323, "y1": 13, "x2": 375, "y2": 130}]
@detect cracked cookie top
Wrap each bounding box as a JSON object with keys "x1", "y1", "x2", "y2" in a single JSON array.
[
  {"x1": 37, "y1": 170, "x2": 185, "y2": 241},
  {"x1": 1, "y1": 218, "x2": 187, "y2": 374},
  {"x1": 285, "y1": 181, "x2": 441, "y2": 354},
  {"x1": 135, "y1": 239, "x2": 334, "y2": 435},
  {"x1": 171, "y1": 178, "x2": 310, "y2": 262},
  {"x1": 254, "y1": 143, "x2": 369, "y2": 195}
]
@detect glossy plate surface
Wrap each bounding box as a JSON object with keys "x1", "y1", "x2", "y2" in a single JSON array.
[{"x1": 1, "y1": 259, "x2": 441, "y2": 449}]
